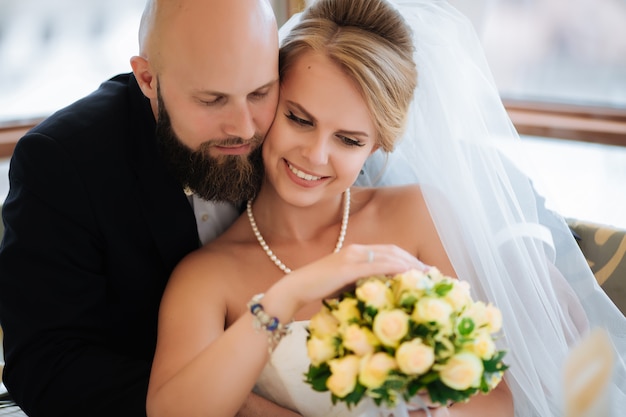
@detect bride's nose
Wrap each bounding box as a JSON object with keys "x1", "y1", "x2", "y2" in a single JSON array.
[{"x1": 301, "y1": 135, "x2": 329, "y2": 166}]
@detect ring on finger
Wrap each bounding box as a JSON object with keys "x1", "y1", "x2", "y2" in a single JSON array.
[{"x1": 367, "y1": 250, "x2": 375, "y2": 263}]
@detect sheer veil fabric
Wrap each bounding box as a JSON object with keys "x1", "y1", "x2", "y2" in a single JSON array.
[{"x1": 279, "y1": 1, "x2": 626, "y2": 416}]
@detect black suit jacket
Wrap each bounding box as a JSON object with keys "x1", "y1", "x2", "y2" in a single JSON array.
[{"x1": 0, "y1": 74, "x2": 200, "y2": 417}]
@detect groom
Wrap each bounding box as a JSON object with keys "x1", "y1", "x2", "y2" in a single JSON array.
[{"x1": 0, "y1": 1, "x2": 297, "y2": 416}]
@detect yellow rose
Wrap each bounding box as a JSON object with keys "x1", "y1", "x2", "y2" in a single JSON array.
[
  {"x1": 342, "y1": 324, "x2": 379, "y2": 357},
  {"x1": 391, "y1": 269, "x2": 432, "y2": 300},
  {"x1": 463, "y1": 301, "x2": 487, "y2": 329},
  {"x1": 425, "y1": 267, "x2": 446, "y2": 283},
  {"x1": 332, "y1": 298, "x2": 361, "y2": 324},
  {"x1": 356, "y1": 278, "x2": 393, "y2": 310},
  {"x1": 468, "y1": 332, "x2": 496, "y2": 359},
  {"x1": 359, "y1": 352, "x2": 398, "y2": 389},
  {"x1": 445, "y1": 280, "x2": 473, "y2": 311},
  {"x1": 484, "y1": 303, "x2": 503, "y2": 333},
  {"x1": 326, "y1": 355, "x2": 360, "y2": 398},
  {"x1": 396, "y1": 339, "x2": 435, "y2": 375},
  {"x1": 307, "y1": 335, "x2": 337, "y2": 366},
  {"x1": 373, "y1": 309, "x2": 409, "y2": 347},
  {"x1": 309, "y1": 306, "x2": 340, "y2": 338},
  {"x1": 439, "y1": 352, "x2": 484, "y2": 391},
  {"x1": 487, "y1": 371, "x2": 504, "y2": 390},
  {"x1": 412, "y1": 297, "x2": 453, "y2": 326}
]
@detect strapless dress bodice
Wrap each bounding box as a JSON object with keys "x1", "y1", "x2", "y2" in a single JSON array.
[{"x1": 253, "y1": 321, "x2": 373, "y2": 417}]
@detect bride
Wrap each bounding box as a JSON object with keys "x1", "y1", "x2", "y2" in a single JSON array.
[{"x1": 146, "y1": 1, "x2": 626, "y2": 417}]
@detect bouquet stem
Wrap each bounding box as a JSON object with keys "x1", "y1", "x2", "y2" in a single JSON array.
[{"x1": 358, "y1": 397, "x2": 433, "y2": 417}]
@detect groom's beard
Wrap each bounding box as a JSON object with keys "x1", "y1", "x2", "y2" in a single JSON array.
[{"x1": 155, "y1": 90, "x2": 264, "y2": 203}]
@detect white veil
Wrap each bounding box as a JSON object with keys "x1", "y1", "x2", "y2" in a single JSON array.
[{"x1": 279, "y1": 1, "x2": 626, "y2": 416}]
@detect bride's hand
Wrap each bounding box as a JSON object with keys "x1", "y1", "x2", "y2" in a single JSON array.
[{"x1": 270, "y1": 243, "x2": 428, "y2": 315}]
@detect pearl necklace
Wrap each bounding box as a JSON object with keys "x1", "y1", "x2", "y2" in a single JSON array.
[{"x1": 246, "y1": 188, "x2": 351, "y2": 274}]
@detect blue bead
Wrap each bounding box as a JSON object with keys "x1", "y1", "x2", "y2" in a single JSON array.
[
  {"x1": 250, "y1": 303, "x2": 263, "y2": 315},
  {"x1": 267, "y1": 317, "x2": 279, "y2": 331}
]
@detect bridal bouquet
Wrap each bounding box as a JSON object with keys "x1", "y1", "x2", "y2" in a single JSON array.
[{"x1": 304, "y1": 268, "x2": 508, "y2": 409}]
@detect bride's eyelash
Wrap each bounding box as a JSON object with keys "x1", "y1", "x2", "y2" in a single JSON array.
[
  {"x1": 285, "y1": 111, "x2": 365, "y2": 147},
  {"x1": 338, "y1": 135, "x2": 365, "y2": 147},
  {"x1": 285, "y1": 111, "x2": 312, "y2": 126}
]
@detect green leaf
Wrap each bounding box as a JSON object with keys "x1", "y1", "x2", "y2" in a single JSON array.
[
  {"x1": 434, "y1": 282, "x2": 454, "y2": 297},
  {"x1": 483, "y1": 350, "x2": 509, "y2": 373},
  {"x1": 364, "y1": 305, "x2": 379, "y2": 321},
  {"x1": 400, "y1": 294, "x2": 418, "y2": 310},
  {"x1": 304, "y1": 364, "x2": 331, "y2": 392},
  {"x1": 427, "y1": 380, "x2": 477, "y2": 406},
  {"x1": 406, "y1": 378, "x2": 426, "y2": 398},
  {"x1": 409, "y1": 322, "x2": 431, "y2": 339},
  {"x1": 369, "y1": 386, "x2": 397, "y2": 408},
  {"x1": 334, "y1": 383, "x2": 367, "y2": 408}
]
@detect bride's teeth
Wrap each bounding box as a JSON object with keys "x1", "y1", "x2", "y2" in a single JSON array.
[{"x1": 287, "y1": 162, "x2": 322, "y2": 181}]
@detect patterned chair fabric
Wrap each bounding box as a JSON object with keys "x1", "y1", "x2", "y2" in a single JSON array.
[{"x1": 567, "y1": 218, "x2": 626, "y2": 315}]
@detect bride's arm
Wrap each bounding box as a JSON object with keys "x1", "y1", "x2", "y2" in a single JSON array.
[
  {"x1": 236, "y1": 393, "x2": 301, "y2": 417},
  {"x1": 146, "y1": 244, "x2": 424, "y2": 417}
]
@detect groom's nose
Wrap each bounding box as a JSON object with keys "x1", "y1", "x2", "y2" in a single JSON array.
[{"x1": 223, "y1": 102, "x2": 255, "y2": 140}]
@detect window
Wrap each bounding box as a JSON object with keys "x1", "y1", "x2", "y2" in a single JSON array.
[
  {"x1": 0, "y1": 0, "x2": 146, "y2": 123},
  {"x1": 457, "y1": 0, "x2": 626, "y2": 227},
  {"x1": 1, "y1": 0, "x2": 625, "y2": 227}
]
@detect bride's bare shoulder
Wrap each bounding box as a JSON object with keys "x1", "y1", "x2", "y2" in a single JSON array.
[{"x1": 355, "y1": 184, "x2": 427, "y2": 210}]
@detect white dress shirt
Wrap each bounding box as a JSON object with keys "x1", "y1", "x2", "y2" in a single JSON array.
[{"x1": 189, "y1": 194, "x2": 240, "y2": 245}]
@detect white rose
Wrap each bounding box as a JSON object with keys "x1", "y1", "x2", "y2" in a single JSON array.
[
  {"x1": 439, "y1": 352, "x2": 484, "y2": 391},
  {"x1": 396, "y1": 339, "x2": 435, "y2": 375}
]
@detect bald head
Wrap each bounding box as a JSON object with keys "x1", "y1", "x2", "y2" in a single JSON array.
[
  {"x1": 131, "y1": 0, "x2": 280, "y2": 129},
  {"x1": 130, "y1": 0, "x2": 280, "y2": 188},
  {"x1": 138, "y1": 0, "x2": 277, "y2": 71}
]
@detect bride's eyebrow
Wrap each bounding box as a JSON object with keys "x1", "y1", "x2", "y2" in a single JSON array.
[{"x1": 286, "y1": 100, "x2": 316, "y2": 123}]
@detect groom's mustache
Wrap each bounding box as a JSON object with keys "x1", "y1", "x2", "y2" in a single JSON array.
[{"x1": 204, "y1": 135, "x2": 263, "y2": 148}]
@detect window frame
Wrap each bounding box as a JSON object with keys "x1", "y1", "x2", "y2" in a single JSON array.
[
  {"x1": 505, "y1": 99, "x2": 626, "y2": 147},
  {"x1": 3, "y1": 102, "x2": 625, "y2": 160}
]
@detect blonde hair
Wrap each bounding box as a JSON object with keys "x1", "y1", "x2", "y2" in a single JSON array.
[{"x1": 279, "y1": 0, "x2": 417, "y2": 152}]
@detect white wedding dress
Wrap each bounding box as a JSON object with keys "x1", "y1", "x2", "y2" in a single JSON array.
[
  {"x1": 254, "y1": 321, "x2": 374, "y2": 417},
  {"x1": 277, "y1": 2, "x2": 626, "y2": 416}
]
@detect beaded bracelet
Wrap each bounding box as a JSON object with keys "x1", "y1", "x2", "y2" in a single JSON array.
[{"x1": 247, "y1": 293, "x2": 291, "y2": 353}]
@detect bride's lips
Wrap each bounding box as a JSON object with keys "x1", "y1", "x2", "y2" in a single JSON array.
[{"x1": 284, "y1": 159, "x2": 328, "y2": 187}]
